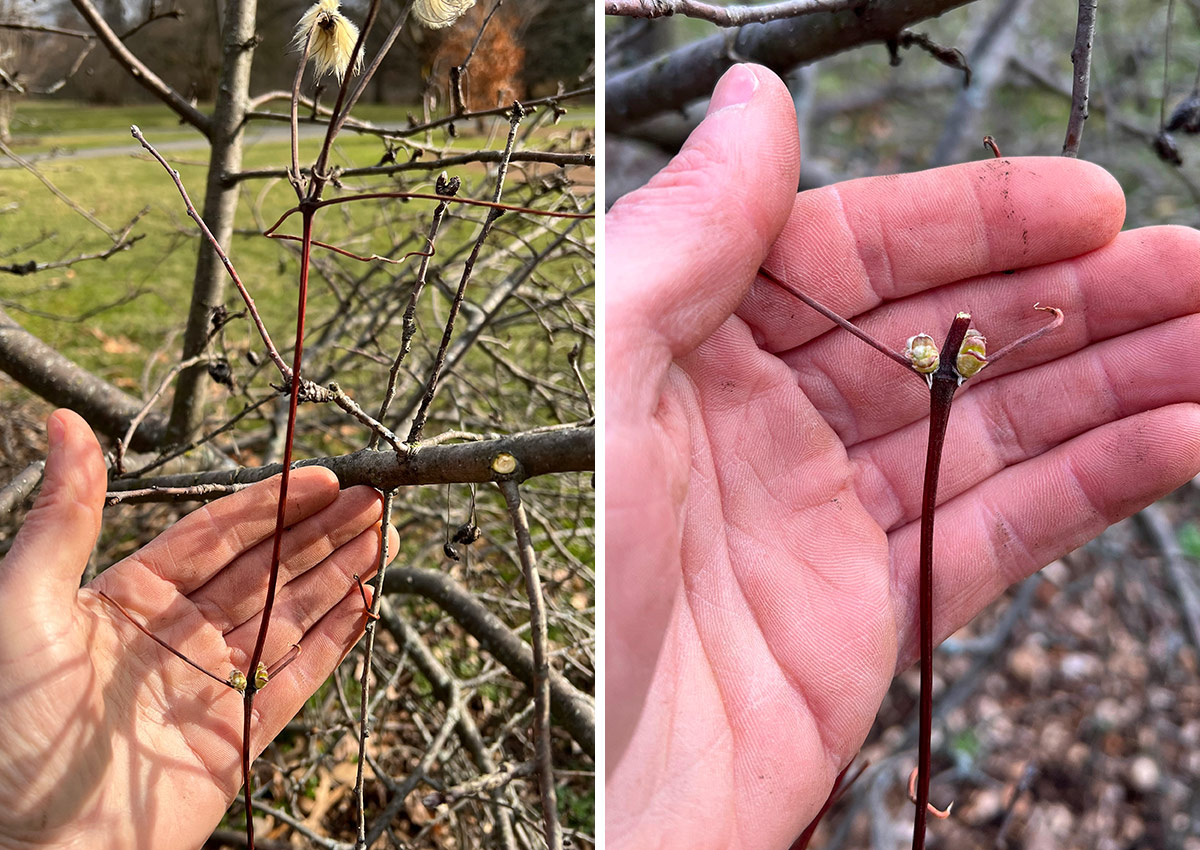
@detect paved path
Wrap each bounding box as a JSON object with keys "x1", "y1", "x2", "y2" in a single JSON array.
[{"x1": 1, "y1": 123, "x2": 329, "y2": 167}]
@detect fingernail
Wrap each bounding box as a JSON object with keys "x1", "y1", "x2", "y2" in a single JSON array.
[
  {"x1": 47, "y1": 412, "x2": 65, "y2": 452},
  {"x1": 707, "y1": 64, "x2": 759, "y2": 115}
]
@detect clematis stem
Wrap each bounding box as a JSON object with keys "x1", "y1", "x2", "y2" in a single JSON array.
[{"x1": 759, "y1": 266, "x2": 1063, "y2": 850}]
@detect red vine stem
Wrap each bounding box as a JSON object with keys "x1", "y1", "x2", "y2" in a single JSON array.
[
  {"x1": 757, "y1": 266, "x2": 917, "y2": 372},
  {"x1": 241, "y1": 209, "x2": 314, "y2": 850},
  {"x1": 911, "y1": 312, "x2": 971, "y2": 850}
]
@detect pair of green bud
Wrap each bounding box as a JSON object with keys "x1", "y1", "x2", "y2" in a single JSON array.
[
  {"x1": 228, "y1": 662, "x2": 270, "y2": 694},
  {"x1": 904, "y1": 328, "x2": 987, "y2": 381}
]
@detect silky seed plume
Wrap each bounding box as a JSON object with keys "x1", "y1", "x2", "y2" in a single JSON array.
[
  {"x1": 412, "y1": 0, "x2": 475, "y2": 29},
  {"x1": 293, "y1": 0, "x2": 362, "y2": 83}
]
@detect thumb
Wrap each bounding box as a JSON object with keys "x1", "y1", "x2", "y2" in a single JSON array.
[
  {"x1": 2, "y1": 409, "x2": 106, "y2": 607},
  {"x1": 607, "y1": 64, "x2": 800, "y2": 369}
]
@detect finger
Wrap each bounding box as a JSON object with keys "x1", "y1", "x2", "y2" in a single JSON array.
[
  {"x1": 742, "y1": 156, "x2": 1125, "y2": 353},
  {"x1": 2, "y1": 410, "x2": 106, "y2": 609},
  {"x1": 246, "y1": 530, "x2": 399, "y2": 751},
  {"x1": 223, "y1": 520, "x2": 397, "y2": 667},
  {"x1": 887, "y1": 403, "x2": 1200, "y2": 669},
  {"x1": 854, "y1": 313, "x2": 1200, "y2": 531},
  {"x1": 185, "y1": 485, "x2": 385, "y2": 633},
  {"x1": 778, "y1": 226, "x2": 1200, "y2": 447},
  {"x1": 107, "y1": 465, "x2": 343, "y2": 596},
  {"x1": 607, "y1": 63, "x2": 800, "y2": 417}
]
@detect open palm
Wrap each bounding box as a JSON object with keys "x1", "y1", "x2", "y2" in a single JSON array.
[
  {"x1": 0, "y1": 409, "x2": 397, "y2": 850},
  {"x1": 606, "y1": 64, "x2": 1200, "y2": 850}
]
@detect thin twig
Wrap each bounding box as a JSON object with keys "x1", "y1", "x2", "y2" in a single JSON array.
[
  {"x1": 131, "y1": 126, "x2": 290, "y2": 377},
  {"x1": 1062, "y1": 0, "x2": 1098, "y2": 157},
  {"x1": 68, "y1": 0, "x2": 211, "y2": 134},
  {"x1": 757, "y1": 266, "x2": 917, "y2": 372},
  {"x1": 1163, "y1": 0, "x2": 1177, "y2": 129},
  {"x1": 290, "y1": 26, "x2": 316, "y2": 200},
  {"x1": 450, "y1": 0, "x2": 505, "y2": 114},
  {"x1": 983, "y1": 304, "x2": 1063, "y2": 365},
  {"x1": 371, "y1": 191, "x2": 454, "y2": 450},
  {"x1": 498, "y1": 479, "x2": 561, "y2": 850},
  {"x1": 605, "y1": 0, "x2": 861, "y2": 26},
  {"x1": 96, "y1": 590, "x2": 236, "y2": 689},
  {"x1": 567, "y1": 342, "x2": 594, "y2": 418},
  {"x1": 1137, "y1": 504, "x2": 1200, "y2": 653},
  {"x1": 407, "y1": 104, "x2": 527, "y2": 443},
  {"x1": 377, "y1": 601, "x2": 519, "y2": 850},
  {"x1": 354, "y1": 490, "x2": 394, "y2": 850},
  {"x1": 114, "y1": 354, "x2": 209, "y2": 474},
  {"x1": 241, "y1": 86, "x2": 594, "y2": 143},
  {"x1": 261, "y1": 192, "x2": 593, "y2": 237},
  {"x1": 310, "y1": 0, "x2": 393, "y2": 197},
  {"x1": 0, "y1": 139, "x2": 134, "y2": 242}
]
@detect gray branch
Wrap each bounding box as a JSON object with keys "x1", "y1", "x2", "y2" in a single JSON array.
[
  {"x1": 0, "y1": 306, "x2": 167, "y2": 449},
  {"x1": 384, "y1": 565, "x2": 595, "y2": 755},
  {"x1": 607, "y1": 0, "x2": 977, "y2": 130},
  {"x1": 105, "y1": 426, "x2": 594, "y2": 501}
]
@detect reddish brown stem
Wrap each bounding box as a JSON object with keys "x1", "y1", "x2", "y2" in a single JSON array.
[
  {"x1": 911, "y1": 312, "x2": 971, "y2": 850},
  {"x1": 97, "y1": 590, "x2": 235, "y2": 689},
  {"x1": 790, "y1": 760, "x2": 868, "y2": 849},
  {"x1": 757, "y1": 266, "x2": 917, "y2": 372},
  {"x1": 241, "y1": 209, "x2": 315, "y2": 850}
]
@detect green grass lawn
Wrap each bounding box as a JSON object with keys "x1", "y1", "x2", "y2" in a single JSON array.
[{"x1": 1, "y1": 100, "x2": 595, "y2": 390}]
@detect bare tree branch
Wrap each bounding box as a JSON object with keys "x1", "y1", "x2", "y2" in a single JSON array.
[
  {"x1": 67, "y1": 0, "x2": 211, "y2": 134},
  {"x1": 105, "y1": 426, "x2": 595, "y2": 500},
  {"x1": 1063, "y1": 0, "x2": 1097, "y2": 156},
  {"x1": 499, "y1": 479, "x2": 561, "y2": 850},
  {"x1": 607, "y1": 0, "x2": 864, "y2": 26},
  {"x1": 0, "y1": 459, "x2": 44, "y2": 516},
  {"x1": 606, "y1": 0, "x2": 976, "y2": 130},
  {"x1": 384, "y1": 564, "x2": 595, "y2": 754},
  {"x1": 0, "y1": 306, "x2": 167, "y2": 449}
]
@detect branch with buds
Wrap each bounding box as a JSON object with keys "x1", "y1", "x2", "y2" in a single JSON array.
[{"x1": 758, "y1": 265, "x2": 1062, "y2": 850}]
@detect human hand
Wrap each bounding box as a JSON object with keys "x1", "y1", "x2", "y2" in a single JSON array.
[
  {"x1": 0, "y1": 408, "x2": 398, "y2": 849},
  {"x1": 606, "y1": 63, "x2": 1200, "y2": 850}
]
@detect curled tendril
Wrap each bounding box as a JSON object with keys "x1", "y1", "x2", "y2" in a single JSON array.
[{"x1": 908, "y1": 767, "x2": 954, "y2": 819}]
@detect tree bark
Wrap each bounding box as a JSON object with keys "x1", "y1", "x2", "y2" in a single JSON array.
[{"x1": 165, "y1": 0, "x2": 258, "y2": 444}]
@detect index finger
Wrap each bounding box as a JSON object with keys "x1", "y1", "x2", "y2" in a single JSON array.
[{"x1": 740, "y1": 156, "x2": 1125, "y2": 352}]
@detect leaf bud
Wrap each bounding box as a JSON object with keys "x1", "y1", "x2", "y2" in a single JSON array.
[
  {"x1": 905, "y1": 333, "x2": 940, "y2": 374},
  {"x1": 955, "y1": 329, "x2": 987, "y2": 380}
]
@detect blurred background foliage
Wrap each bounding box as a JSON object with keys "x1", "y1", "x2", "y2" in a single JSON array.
[{"x1": 608, "y1": 0, "x2": 1200, "y2": 232}]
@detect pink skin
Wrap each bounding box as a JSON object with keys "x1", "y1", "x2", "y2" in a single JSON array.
[
  {"x1": 607, "y1": 63, "x2": 1200, "y2": 850},
  {"x1": 0, "y1": 408, "x2": 399, "y2": 849}
]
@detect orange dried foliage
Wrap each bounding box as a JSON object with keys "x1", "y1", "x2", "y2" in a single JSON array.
[{"x1": 428, "y1": 5, "x2": 526, "y2": 111}]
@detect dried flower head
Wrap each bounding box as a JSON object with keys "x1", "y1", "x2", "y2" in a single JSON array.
[
  {"x1": 293, "y1": 0, "x2": 362, "y2": 83},
  {"x1": 955, "y1": 328, "x2": 987, "y2": 380},
  {"x1": 413, "y1": 0, "x2": 475, "y2": 29},
  {"x1": 905, "y1": 333, "x2": 940, "y2": 374}
]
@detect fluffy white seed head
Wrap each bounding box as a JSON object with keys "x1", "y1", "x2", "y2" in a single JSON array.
[
  {"x1": 413, "y1": 0, "x2": 476, "y2": 29},
  {"x1": 293, "y1": 0, "x2": 363, "y2": 83}
]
